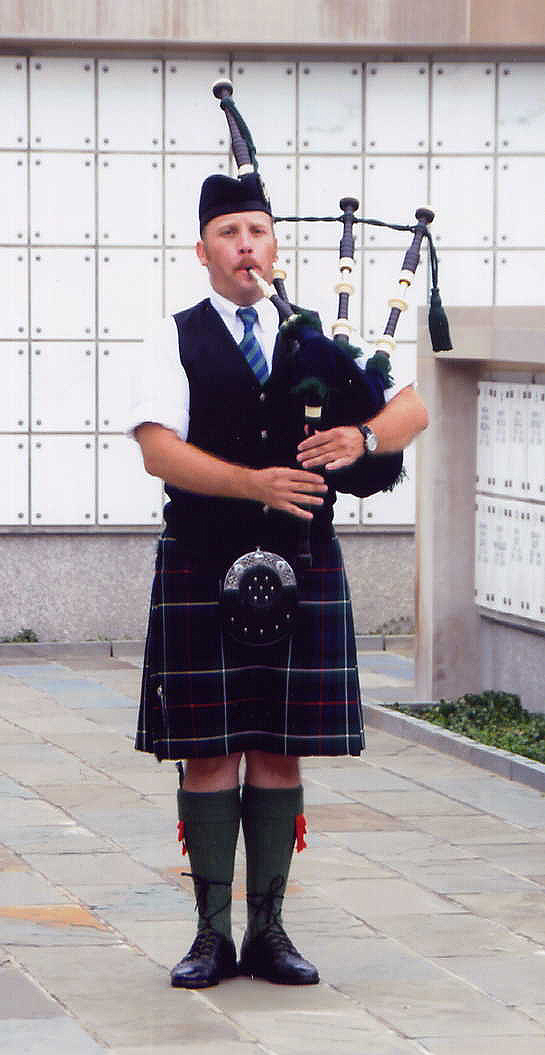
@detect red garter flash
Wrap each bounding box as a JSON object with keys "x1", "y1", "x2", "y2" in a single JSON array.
[
  {"x1": 295, "y1": 813, "x2": 308, "y2": 852},
  {"x1": 177, "y1": 820, "x2": 187, "y2": 855}
]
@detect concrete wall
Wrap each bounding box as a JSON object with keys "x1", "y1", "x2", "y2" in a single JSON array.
[
  {"x1": 0, "y1": 1, "x2": 544, "y2": 48},
  {"x1": 416, "y1": 306, "x2": 545, "y2": 713},
  {"x1": 0, "y1": 531, "x2": 415, "y2": 643}
]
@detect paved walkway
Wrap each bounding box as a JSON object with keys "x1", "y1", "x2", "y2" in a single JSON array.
[{"x1": 1, "y1": 649, "x2": 544, "y2": 1055}]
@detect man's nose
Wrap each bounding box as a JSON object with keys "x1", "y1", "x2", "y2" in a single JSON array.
[{"x1": 237, "y1": 233, "x2": 254, "y2": 254}]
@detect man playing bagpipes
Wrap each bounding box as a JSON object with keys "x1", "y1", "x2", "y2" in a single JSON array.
[{"x1": 128, "y1": 85, "x2": 429, "y2": 991}]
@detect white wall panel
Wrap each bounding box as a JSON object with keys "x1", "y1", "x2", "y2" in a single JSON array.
[
  {"x1": 0, "y1": 344, "x2": 28, "y2": 431},
  {"x1": 497, "y1": 158, "x2": 545, "y2": 247},
  {"x1": 507, "y1": 501, "x2": 532, "y2": 616},
  {"x1": 0, "y1": 154, "x2": 27, "y2": 243},
  {"x1": 528, "y1": 385, "x2": 545, "y2": 501},
  {"x1": 98, "y1": 59, "x2": 162, "y2": 152},
  {"x1": 30, "y1": 57, "x2": 94, "y2": 149},
  {"x1": 299, "y1": 62, "x2": 362, "y2": 154},
  {"x1": 431, "y1": 63, "x2": 495, "y2": 154},
  {"x1": 298, "y1": 157, "x2": 362, "y2": 248},
  {"x1": 489, "y1": 382, "x2": 509, "y2": 495},
  {"x1": 498, "y1": 63, "x2": 545, "y2": 153},
  {"x1": 233, "y1": 61, "x2": 296, "y2": 153},
  {"x1": 436, "y1": 251, "x2": 493, "y2": 306},
  {"x1": 165, "y1": 249, "x2": 212, "y2": 315},
  {"x1": 363, "y1": 250, "x2": 427, "y2": 343},
  {"x1": 0, "y1": 436, "x2": 28, "y2": 525},
  {"x1": 362, "y1": 442, "x2": 416, "y2": 525},
  {"x1": 0, "y1": 249, "x2": 28, "y2": 337},
  {"x1": 31, "y1": 250, "x2": 94, "y2": 339},
  {"x1": 98, "y1": 249, "x2": 162, "y2": 338},
  {"x1": 298, "y1": 249, "x2": 362, "y2": 338},
  {"x1": 430, "y1": 158, "x2": 494, "y2": 247},
  {"x1": 364, "y1": 158, "x2": 428, "y2": 248},
  {"x1": 366, "y1": 63, "x2": 428, "y2": 154},
  {"x1": 332, "y1": 494, "x2": 360, "y2": 526},
  {"x1": 489, "y1": 498, "x2": 509, "y2": 612},
  {"x1": 496, "y1": 251, "x2": 545, "y2": 306},
  {"x1": 31, "y1": 435, "x2": 95, "y2": 525},
  {"x1": 165, "y1": 155, "x2": 229, "y2": 246},
  {"x1": 99, "y1": 343, "x2": 143, "y2": 432},
  {"x1": 388, "y1": 343, "x2": 417, "y2": 391},
  {"x1": 0, "y1": 57, "x2": 27, "y2": 148},
  {"x1": 30, "y1": 154, "x2": 94, "y2": 245},
  {"x1": 474, "y1": 495, "x2": 493, "y2": 606},
  {"x1": 31, "y1": 343, "x2": 94, "y2": 432},
  {"x1": 476, "y1": 382, "x2": 493, "y2": 491},
  {"x1": 261, "y1": 156, "x2": 296, "y2": 248},
  {"x1": 528, "y1": 507, "x2": 545, "y2": 621},
  {"x1": 99, "y1": 155, "x2": 162, "y2": 245},
  {"x1": 505, "y1": 385, "x2": 529, "y2": 499},
  {"x1": 165, "y1": 59, "x2": 230, "y2": 152},
  {"x1": 98, "y1": 436, "x2": 163, "y2": 525}
]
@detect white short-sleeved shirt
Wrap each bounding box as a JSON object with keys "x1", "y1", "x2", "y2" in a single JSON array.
[{"x1": 127, "y1": 286, "x2": 404, "y2": 441}]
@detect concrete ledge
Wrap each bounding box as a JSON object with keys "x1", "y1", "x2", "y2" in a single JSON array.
[
  {"x1": 356, "y1": 634, "x2": 384, "y2": 651},
  {"x1": 365, "y1": 701, "x2": 545, "y2": 792},
  {"x1": 356, "y1": 634, "x2": 415, "y2": 652},
  {"x1": 110, "y1": 640, "x2": 145, "y2": 658},
  {"x1": 0, "y1": 641, "x2": 112, "y2": 659}
]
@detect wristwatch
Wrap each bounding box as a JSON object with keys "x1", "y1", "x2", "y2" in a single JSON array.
[{"x1": 357, "y1": 424, "x2": 379, "y2": 454}]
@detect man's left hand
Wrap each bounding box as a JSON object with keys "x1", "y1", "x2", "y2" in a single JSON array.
[{"x1": 297, "y1": 426, "x2": 365, "y2": 471}]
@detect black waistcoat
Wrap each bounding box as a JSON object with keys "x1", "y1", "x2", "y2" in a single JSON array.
[{"x1": 163, "y1": 299, "x2": 335, "y2": 567}]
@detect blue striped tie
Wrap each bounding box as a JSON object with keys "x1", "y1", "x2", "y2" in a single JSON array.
[{"x1": 236, "y1": 306, "x2": 269, "y2": 385}]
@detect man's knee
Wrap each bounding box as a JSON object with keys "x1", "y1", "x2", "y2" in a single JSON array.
[
  {"x1": 184, "y1": 753, "x2": 242, "y2": 791},
  {"x1": 245, "y1": 751, "x2": 301, "y2": 787}
]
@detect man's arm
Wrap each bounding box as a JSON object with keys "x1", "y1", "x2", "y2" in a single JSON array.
[
  {"x1": 136, "y1": 422, "x2": 327, "y2": 521},
  {"x1": 296, "y1": 385, "x2": 428, "y2": 471}
]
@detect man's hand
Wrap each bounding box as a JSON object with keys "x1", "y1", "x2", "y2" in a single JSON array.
[
  {"x1": 248, "y1": 466, "x2": 328, "y2": 520},
  {"x1": 297, "y1": 427, "x2": 364, "y2": 471}
]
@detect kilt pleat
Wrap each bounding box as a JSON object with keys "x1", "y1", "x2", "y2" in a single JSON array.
[{"x1": 135, "y1": 534, "x2": 365, "y2": 760}]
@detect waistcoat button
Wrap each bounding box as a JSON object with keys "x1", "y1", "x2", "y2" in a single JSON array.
[
  {"x1": 259, "y1": 391, "x2": 266, "y2": 402},
  {"x1": 261, "y1": 429, "x2": 268, "y2": 440}
]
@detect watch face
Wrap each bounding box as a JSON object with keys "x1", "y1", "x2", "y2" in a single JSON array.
[{"x1": 365, "y1": 427, "x2": 378, "y2": 453}]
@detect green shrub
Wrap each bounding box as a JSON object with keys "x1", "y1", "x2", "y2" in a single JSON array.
[{"x1": 392, "y1": 691, "x2": 545, "y2": 765}]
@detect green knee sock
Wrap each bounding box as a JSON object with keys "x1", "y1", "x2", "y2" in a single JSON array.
[
  {"x1": 177, "y1": 786, "x2": 241, "y2": 940},
  {"x1": 241, "y1": 783, "x2": 304, "y2": 938}
]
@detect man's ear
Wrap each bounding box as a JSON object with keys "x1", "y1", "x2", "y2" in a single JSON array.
[{"x1": 196, "y1": 240, "x2": 208, "y2": 268}]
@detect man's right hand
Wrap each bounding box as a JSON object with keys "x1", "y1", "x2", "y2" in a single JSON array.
[{"x1": 247, "y1": 467, "x2": 327, "y2": 520}]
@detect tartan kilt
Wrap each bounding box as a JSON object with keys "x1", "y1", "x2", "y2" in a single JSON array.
[{"x1": 135, "y1": 533, "x2": 365, "y2": 761}]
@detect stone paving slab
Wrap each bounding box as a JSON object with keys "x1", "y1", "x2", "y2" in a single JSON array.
[
  {"x1": 1, "y1": 651, "x2": 545, "y2": 1054},
  {"x1": 0, "y1": 1018, "x2": 108, "y2": 1055},
  {"x1": 0, "y1": 963, "x2": 63, "y2": 1018},
  {"x1": 375, "y1": 911, "x2": 536, "y2": 957}
]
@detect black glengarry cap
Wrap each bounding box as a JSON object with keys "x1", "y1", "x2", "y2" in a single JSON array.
[{"x1": 199, "y1": 173, "x2": 271, "y2": 233}]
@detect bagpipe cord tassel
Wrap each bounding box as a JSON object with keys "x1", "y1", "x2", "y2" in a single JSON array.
[{"x1": 427, "y1": 234, "x2": 453, "y2": 352}]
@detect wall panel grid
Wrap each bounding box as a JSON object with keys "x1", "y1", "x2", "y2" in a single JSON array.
[
  {"x1": 1, "y1": 56, "x2": 544, "y2": 529},
  {"x1": 475, "y1": 381, "x2": 545, "y2": 624}
]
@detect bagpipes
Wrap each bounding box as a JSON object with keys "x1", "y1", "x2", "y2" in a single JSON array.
[
  {"x1": 213, "y1": 78, "x2": 451, "y2": 645},
  {"x1": 212, "y1": 78, "x2": 451, "y2": 500}
]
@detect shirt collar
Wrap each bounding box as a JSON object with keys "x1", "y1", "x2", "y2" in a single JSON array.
[{"x1": 209, "y1": 287, "x2": 277, "y2": 331}]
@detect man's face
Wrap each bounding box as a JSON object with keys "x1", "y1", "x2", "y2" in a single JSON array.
[{"x1": 196, "y1": 211, "x2": 277, "y2": 306}]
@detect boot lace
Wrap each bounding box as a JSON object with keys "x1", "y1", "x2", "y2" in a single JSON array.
[
  {"x1": 246, "y1": 874, "x2": 296, "y2": 952},
  {"x1": 181, "y1": 870, "x2": 232, "y2": 948}
]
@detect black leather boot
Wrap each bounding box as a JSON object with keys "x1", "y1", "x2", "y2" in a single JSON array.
[
  {"x1": 171, "y1": 873, "x2": 237, "y2": 989},
  {"x1": 171, "y1": 928, "x2": 237, "y2": 988}
]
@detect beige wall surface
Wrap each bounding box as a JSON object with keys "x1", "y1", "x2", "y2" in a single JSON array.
[{"x1": 0, "y1": 1, "x2": 544, "y2": 48}]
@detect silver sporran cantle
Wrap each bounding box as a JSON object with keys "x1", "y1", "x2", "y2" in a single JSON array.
[{"x1": 222, "y1": 547, "x2": 298, "y2": 646}]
